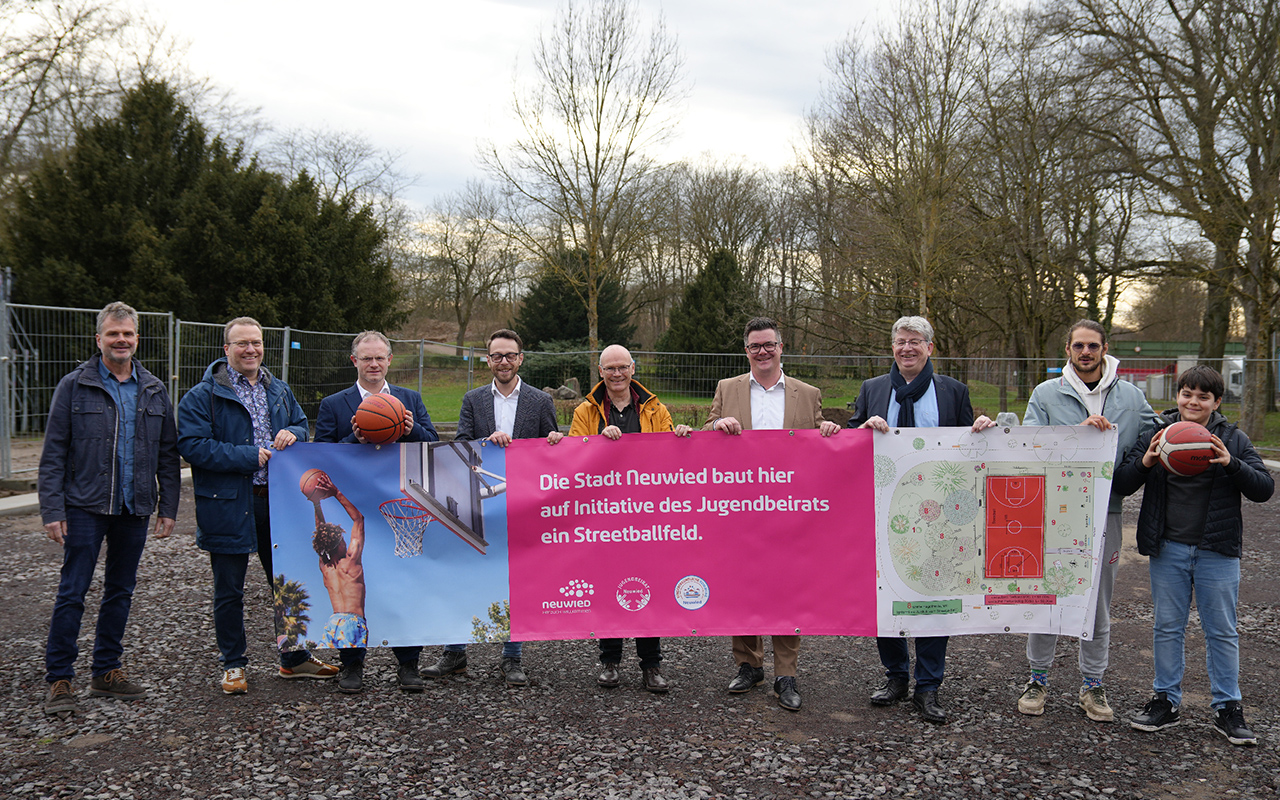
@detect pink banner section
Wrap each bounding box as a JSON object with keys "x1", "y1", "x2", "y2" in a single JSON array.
[{"x1": 506, "y1": 429, "x2": 877, "y2": 641}]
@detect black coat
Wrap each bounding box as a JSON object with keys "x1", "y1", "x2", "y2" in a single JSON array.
[{"x1": 1113, "y1": 410, "x2": 1274, "y2": 558}]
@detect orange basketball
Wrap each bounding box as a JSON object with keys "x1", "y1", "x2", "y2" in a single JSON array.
[
  {"x1": 299, "y1": 468, "x2": 334, "y2": 500},
  {"x1": 1157, "y1": 420, "x2": 1215, "y2": 476},
  {"x1": 355, "y1": 393, "x2": 407, "y2": 445}
]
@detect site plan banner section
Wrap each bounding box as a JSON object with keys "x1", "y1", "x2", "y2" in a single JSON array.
[
  {"x1": 873, "y1": 425, "x2": 1118, "y2": 640},
  {"x1": 507, "y1": 429, "x2": 879, "y2": 641}
]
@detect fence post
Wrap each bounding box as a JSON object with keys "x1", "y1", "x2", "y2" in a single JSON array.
[
  {"x1": 281, "y1": 326, "x2": 291, "y2": 383},
  {"x1": 467, "y1": 346, "x2": 476, "y2": 390},
  {"x1": 0, "y1": 268, "x2": 10, "y2": 479},
  {"x1": 418, "y1": 339, "x2": 425, "y2": 395}
]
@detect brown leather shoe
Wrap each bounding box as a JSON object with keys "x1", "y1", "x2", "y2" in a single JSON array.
[
  {"x1": 597, "y1": 663, "x2": 620, "y2": 687},
  {"x1": 642, "y1": 666, "x2": 669, "y2": 694}
]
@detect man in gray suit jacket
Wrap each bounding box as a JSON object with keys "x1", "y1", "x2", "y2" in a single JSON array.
[
  {"x1": 704, "y1": 316, "x2": 841, "y2": 712},
  {"x1": 420, "y1": 329, "x2": 558, "y2": 687}
]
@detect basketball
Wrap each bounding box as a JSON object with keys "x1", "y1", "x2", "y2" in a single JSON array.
[
  {"x1": 299, "y1": 468, "x2": 334, "y2": 500},
  {"x1": 1157, "y1": 420, "x2": 1215, "y2": 477},
  {"x1": 355, "y1": 393, "x2": 407, "y2": 445}
]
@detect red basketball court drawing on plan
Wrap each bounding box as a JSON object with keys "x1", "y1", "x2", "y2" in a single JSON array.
[{"x1": 985, "y1": 475, "x2": 1045, "y2": 579}]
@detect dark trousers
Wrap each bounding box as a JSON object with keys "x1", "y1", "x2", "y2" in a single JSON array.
[
  {"x1": 877, "y1": 635, "x2": 948, "y2": 692},
  {"x1": 599, "y1": 637, "x2": 662, "y2": 669},
  {"x1": 45, "y1": 508, "x2": 148, "y2": 682},
  {"x1": 210, "y1": 493, "x2": 308, "y2": 670},
  {"x1": 339, "y1": 646, "x2": 423, "y2": 668}
]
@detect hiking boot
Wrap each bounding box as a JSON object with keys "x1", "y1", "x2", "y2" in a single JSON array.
[
  {"x1": 1079, "y1": 685, "x2": 1115, "y2": 722},
  {"x1": 89, "y1": 668, "x2": 146, "y2": 700},
  {"x1": 44, "y1": 679, "x2": 76, "y2": 716},
  {"x1": 727, "y1": 662, "x2": 764, "y2": 693},
  {"x1": 1017, "y1": 681, "x2": 1047, "y2": 716},
  {"x1": 278, "y1": 656, "x2": 338, "y2": 679},
  {"x1": 1214, "y1": 701, "x2": 1257, "y2": 746},
  {"x1": 912, "y1": 689, "x2": 947, "y2": 724},
  {"x1": 499, "y1": 657, "x2": 527, "y2": 686},
  {"x1": 222, "y1": 667, "x2": 247, "y2": 694},
  {"x1": 1131, "y1": 692, "x2": 1180, "y2": 732},
  {"x1": 420, "y1": 650, "x2": 468, "y2": 679},
  {"x1": 397, "y1": 663, "x2": 425, "y2": 693}
]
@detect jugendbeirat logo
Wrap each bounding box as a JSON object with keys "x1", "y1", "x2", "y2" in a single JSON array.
[
  {"x1": 674, "y1": 575, "x2": 710, "y2": 610},
  {"x1": 542, "y1": 578, "x2": 594, "y2": 613},
  {"x1": 616, "y1": 577, "x2": 651, "y2": 612}
]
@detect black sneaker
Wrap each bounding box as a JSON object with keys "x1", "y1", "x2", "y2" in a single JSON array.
[
  {"x1": 1131, "y1": 692, "x2": 1180, "y2": 732},
  {"x1": 1214, "y1": 702, "x2": 1257, "y2": 746}
]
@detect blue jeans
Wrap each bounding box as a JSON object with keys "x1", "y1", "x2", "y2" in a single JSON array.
[
  {"x1": 877, "y1": 636, "x2": 948, "y2": 692},
  {"x1": 210, "y1": 494, "x2": 308, "y2": 670},
  {"x1": 1149, "y1": 541, "x2": 1241, "y2": 709},
  {"x1": 445, "y1": 641, "x2": 522, "y2": 659},
  {"x1": 45, "y1": 508, "x2": 148, "y2": 682}
]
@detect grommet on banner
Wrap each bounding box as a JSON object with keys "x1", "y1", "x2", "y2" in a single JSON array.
[
  {"x1": 588, "y1": 631, "x2": 595, "y2": 637},
  {"x1": 690, "y1": 629, "x2": 697, "y2": 635},
  {"x1": 794, "y1": 628, "x2": 801, "y2": 634}
]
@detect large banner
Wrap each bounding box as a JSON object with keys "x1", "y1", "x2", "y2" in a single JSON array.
[
  {"x1": 505, "y1": 429, "x2": 877, "y2": 640},
  {"x1": 266, "y1": 425, "x2": 1114, "y2": 651}
]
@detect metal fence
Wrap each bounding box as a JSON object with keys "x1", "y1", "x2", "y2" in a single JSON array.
[{"x1": 2, "y1": 299, "x2": 1268, "y2": 478}]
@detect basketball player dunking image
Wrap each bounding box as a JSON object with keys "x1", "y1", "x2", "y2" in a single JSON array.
[{"x1": 311, "y1": 475, "x2": 368, "y2": 650}]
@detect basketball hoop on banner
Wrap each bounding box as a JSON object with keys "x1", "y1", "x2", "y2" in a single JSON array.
[{"x1": 380, "y1": 497, "x2": 434, "y2": 558}]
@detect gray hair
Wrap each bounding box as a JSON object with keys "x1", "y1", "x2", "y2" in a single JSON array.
[
  {"x1": 223, "y1": 316, "x2": 263, "y2": 344},
  {"x1": 891, "y1": 316, "x2": 934, "y2": 344},
  {"x1": 96, "y1": 302, "x2": 138, "y2": 334},
  {"x1": 351, "y1": 330, "x2": 392, "y2": 358}
]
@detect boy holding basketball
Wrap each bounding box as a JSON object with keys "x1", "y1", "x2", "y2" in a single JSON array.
[{"x1": 1113, "y1": 366, "x2": 1273, "y2": 745}]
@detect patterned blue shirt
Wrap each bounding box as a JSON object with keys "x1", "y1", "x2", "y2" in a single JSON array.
[
  {"x1": 97, "y1": 358, "x2": 138, "y2": 514},
  {"x1": 230, "y1": 369, "x2": 271, "y2": 485}
]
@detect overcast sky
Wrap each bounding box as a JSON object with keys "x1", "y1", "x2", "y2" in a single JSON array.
[{"x1": 136, "y1": 0, "x2": 894, "y2": 209}]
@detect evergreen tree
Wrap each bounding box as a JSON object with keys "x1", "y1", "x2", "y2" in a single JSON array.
[
  {"x1": 512, "y1": 249, "x2": 635, "y2": 350},
  {"x1": 658, "y1": 249, "x2": 757, "y2": 354},
  {"x1": 2, "y1": 80, "x2": 401, "y2": 333}
]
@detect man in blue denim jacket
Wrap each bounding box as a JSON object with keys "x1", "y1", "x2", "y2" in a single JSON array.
[
  {"x1": 39, "y1": 302, "x2": 180, "y2": 716},
  {"x1": 178, "y1": 317, "x2": 337, "y2": 694}
]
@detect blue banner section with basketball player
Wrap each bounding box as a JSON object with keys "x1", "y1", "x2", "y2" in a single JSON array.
[
  {"x1": 269, "y1": 441, "x2": 512, "y2": 652},
  {"x1": 266, "y1": 426, "x2": 1117, "y2": 653}
]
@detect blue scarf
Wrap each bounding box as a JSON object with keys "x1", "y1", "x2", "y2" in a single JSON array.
[{"x1": 890, "y1": 358, "x2": 933, "y2": 427}]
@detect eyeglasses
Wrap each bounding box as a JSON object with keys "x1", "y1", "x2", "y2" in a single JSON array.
[
  {"x1": 356, "y1": 356, "x2": 391, "y2": 364},
  {"x1": 600, "y1": 364, "x2": 633, "y2": 375},
  {"x1": 1071, "y1": 342, "x2": 1103, "y2": 352},
  {"x1": 488, "y1": 352, "x2": 521, "y2": 362},
  {"x1": 892, "y1": 338, "x2": 928, "y2": 349},
  {"x1": 229, "y1": 340, "x2": 263, "y2": 350},
  {"x1": 745, "y1": 341, "x2": 780, "y2": 354}
]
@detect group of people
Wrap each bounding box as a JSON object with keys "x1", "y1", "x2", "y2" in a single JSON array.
[{"x1": 38, "y1": 305, "x2": 1271, "y2": 747}]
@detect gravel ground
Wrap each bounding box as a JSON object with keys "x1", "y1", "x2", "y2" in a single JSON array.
[{"x1": 3, "y1": 486, "x2": 1280, "y2": 799}]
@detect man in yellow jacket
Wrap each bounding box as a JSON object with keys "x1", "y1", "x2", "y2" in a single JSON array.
[{"x1": 548, "y1": 344, "x2": 690, "y2": 692}]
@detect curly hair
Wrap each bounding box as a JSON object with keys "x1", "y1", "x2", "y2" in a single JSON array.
[{"x1": 312, "y1": 522, "x2": 348, "y2": 564}]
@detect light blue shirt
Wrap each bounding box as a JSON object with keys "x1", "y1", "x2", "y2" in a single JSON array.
[
  {"x1": 887, "y1": 379, "x2": 939, "y2": 428},
  {"x1": 97, "y1": 358, "x2": 138, "y2": 514}
]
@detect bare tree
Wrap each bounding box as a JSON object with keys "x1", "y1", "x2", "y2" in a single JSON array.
[
  {"x1": 421, "y1": 182, "x2": 520, "y2": 350},
  {"x1": 481, "y1": 0, "x2": 686, "y2": 352},
  {"x1": 1059, "y1": 0, "x2": 1280, "y2": 436}
]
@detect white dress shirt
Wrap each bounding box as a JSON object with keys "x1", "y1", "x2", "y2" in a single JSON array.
[
  {"x1": 492, "y1": 377, "x2": 523, "y2": 437},
  {"x1": 750, "y1": 372, "x2": 787, "y2": 430}
]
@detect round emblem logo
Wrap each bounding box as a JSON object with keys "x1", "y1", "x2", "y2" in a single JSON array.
[
  {"x1": 615, "y1": 577, "x2": 651, "y2": 612},
  {"x1": 674, "y1": 575, "x2": 710, "y2": 610}
]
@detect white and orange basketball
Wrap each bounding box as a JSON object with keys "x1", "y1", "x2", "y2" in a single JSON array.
[{"x1": 1157, "y1": 420, "x2": 1215, "y2": 477}]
